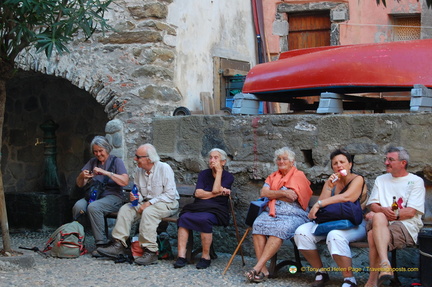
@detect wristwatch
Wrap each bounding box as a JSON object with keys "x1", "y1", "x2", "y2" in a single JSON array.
[{"x1": 317, "y1": 200, "x2": 322, "y2": 208}]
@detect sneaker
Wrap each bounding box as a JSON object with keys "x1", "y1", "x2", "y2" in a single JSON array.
[
  {"x1": 312, "y1": 271, "x2": 330, "y2": 287},
  {"x1": 196, "y1": 258, "x2": 211, "y2": 269},
  {"x1": 173, "y1": 257, "x2": 187, "y2": 268},
  {"x1": 135, "y1": 248, "x2": 158, "y2": 265},
  {"x1": 97, "y1": 240, "x2": 127, "y2": 258}
]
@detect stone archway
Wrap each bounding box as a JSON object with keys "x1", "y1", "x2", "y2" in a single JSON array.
[{"x1": 4, "y1": 70, "x2": 114, "y2": 228}]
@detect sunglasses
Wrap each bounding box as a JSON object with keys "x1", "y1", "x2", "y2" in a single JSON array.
[{"x1": 135, "y1": 154, "x2": 149, "y2": 159}]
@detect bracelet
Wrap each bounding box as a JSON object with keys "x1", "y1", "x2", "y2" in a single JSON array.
[
  {"x1": 110, "y1": 172, "x2": 114, "y2": 177},
  {"x1": 317, "y1": 200, "x2": 322, "y2": 208}
]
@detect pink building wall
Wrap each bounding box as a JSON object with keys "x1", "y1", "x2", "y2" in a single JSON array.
[
  {"x1": 341, "y1": 0, "x2": 421, "y2": 44},
  {"x1": 262, "y1": 0, "x2": 422, "y2": 56}
]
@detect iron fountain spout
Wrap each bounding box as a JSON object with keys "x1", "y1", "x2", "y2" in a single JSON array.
[{"x1": 34, "y1": 138, "x2": 45, "y2": 146}]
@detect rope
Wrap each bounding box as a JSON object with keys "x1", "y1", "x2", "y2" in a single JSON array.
[{"x1": 419, "y1": 249, "x2": 432, "y2": 258}]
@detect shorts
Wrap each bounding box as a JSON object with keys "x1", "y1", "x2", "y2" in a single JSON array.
[{"x1": 387, "y1": 221, "x2": 415, "y2": 251}]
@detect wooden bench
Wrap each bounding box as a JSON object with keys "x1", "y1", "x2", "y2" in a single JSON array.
[
  {"x1": 159, "y1": 184, "x2": 210, "y2": 263},
  {"x1": 268, "y1": 196, "x2": 417, "y2": 286}
]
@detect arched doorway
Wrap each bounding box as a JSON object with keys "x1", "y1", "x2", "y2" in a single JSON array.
[{"x1": 4, "y1": 70, "x2": 108, "y2": 228}]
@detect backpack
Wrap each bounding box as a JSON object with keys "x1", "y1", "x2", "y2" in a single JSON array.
[
  {"x1": 43, "y1": 221, "x2": 85, "y2": 258},
  {"x1": 157, "y1": 232, "x2": 173, "y2": 260}
]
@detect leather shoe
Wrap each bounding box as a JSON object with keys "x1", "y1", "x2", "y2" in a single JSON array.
[
  {"x1": 97, "y1": 240, "x2": 127, "y2": 258},
  {"x1": 173, "y1": 257, "x2": 187, "y2": 268},
  {"x1": 196, "y1": 258, "x2": 211, "y2": 269},
  {"x1": 134, "y1": 248, "x2": 158, "y2": 265}
]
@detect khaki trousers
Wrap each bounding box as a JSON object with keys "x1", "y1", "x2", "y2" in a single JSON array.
[{"x1": 112, "y1": 200, "x2": 179, "y2": 252}]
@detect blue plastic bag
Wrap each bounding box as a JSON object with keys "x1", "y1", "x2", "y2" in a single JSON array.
[{"x1": 313, "y1": 219, "x2": 355, "y2": 236}]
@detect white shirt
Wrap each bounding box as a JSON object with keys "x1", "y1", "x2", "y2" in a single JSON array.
[
  {"x1": 367, "y1": 172, "x2": 425, "y2": 242},
  {"x1": 134, "y1": 161, "x2": 180, "y2": 205}
]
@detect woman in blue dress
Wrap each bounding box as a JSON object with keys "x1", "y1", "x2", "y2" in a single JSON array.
[{"x1": 173, "y1": 148, "x2": 234, "y2": 270}]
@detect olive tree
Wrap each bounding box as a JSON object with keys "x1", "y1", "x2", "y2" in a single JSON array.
[{"x1": 0, "y1": 0, "x2": 113, "y2": 254}]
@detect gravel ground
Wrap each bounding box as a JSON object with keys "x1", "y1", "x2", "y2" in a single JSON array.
[{"x1": 0, "y1": 230, "x2": 419, "y2": 287}]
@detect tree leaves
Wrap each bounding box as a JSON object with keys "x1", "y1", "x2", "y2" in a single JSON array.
[{"x1": 1, "y1": 0, "x2": 113, "y2": 61}]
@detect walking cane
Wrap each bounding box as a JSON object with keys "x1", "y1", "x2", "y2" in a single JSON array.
[
  {"x1": 222, "y1": 227, "x2": 251, "y2": 275},
  {"x1": 229, "y1": 195, "x2": 245, "y2": 266}
]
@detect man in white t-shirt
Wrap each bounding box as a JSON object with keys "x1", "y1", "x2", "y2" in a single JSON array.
[{"x1": 365, "y1": 146, "x2": 425, "y2": 287}]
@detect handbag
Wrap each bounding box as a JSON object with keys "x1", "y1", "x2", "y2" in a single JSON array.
[
  {"x1": 84, "y1": 156, "x2": 117, "y2": 202},
  {"x1": 313, "y1": 219, "x2": 355, "y2": 236},
  {"x1": 315, "y1": 200, "x2": 363, "y2": 225},
  {"x1": 245, "y1": 197, "x2": 269, "y2": 227},
  {"x1": 315, "y1": 177, "x2": 364, "y2": 226},
  {"x1": 84, "y1": 180, "x2": 107, "y2": 202}
]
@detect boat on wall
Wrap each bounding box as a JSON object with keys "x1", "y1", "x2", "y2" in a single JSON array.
[{"x1": 242, "y1": 39, "x2": 432, "y2": 102}]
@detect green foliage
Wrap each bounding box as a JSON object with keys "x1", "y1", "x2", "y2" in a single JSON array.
[{"x1": 0, "y1": 0, "x2": 113, "y2": 62}]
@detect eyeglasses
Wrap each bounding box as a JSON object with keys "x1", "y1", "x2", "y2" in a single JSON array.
[
  {"x1": 135, "y1": 154, "x2": 149, "y2": 159},
  {"x1": 384, "y1": 157, "x2": 400, "y2": 163}
]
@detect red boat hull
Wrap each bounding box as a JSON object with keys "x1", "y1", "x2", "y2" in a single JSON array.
[{"x1": 243, "y1": 39, "x2": 432, "y2": 100}]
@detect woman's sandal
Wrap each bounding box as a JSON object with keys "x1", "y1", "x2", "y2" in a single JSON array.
[{"x1": 245, "y1": 269, "x2": 265, "y2": 283}]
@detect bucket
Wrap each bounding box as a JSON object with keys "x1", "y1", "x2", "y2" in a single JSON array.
[{"x1": 418, "y1": 228, "x2": 432, "y2": 287}]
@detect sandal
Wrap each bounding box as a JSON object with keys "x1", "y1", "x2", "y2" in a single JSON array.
[
  {"x1": 377, "y1": 261, "x2": 393, "y2": 286},
  {"x1": 245, "y1": 269, "x2": 265, "y2": 283}
]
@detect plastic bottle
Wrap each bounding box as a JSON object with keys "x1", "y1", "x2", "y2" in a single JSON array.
[
  {"x1": 89, "y1": 188, "x2": 98, "y2": 203},
  {"x1": 131, "y1": 184, "x2": 139, "y2": 207}
]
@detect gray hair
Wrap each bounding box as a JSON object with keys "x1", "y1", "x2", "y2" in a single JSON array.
[
  {"x1": 90, "y1": 136, "x2": 113, "y2": 154},
  {"x1": 141, "y1": 143, "x2": 160, "y2": 163},
  {"x1": 273, "y1": 147, "x2": 296, "y2": 166},
  {"x1": 386, "y1": 146, "x2": 410, "y2": 168},
  {"x1": 209, "y1": 148, "x2": 228, "y2": 161}
]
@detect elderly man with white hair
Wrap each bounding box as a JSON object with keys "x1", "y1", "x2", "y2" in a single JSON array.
[{"x1": 98, "y1": 143, "x2": 179, "y2": 265}]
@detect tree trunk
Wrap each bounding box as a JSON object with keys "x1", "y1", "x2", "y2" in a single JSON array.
[{"x1": 0, "y1": 78, "x2": 12, "y2": 253}]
